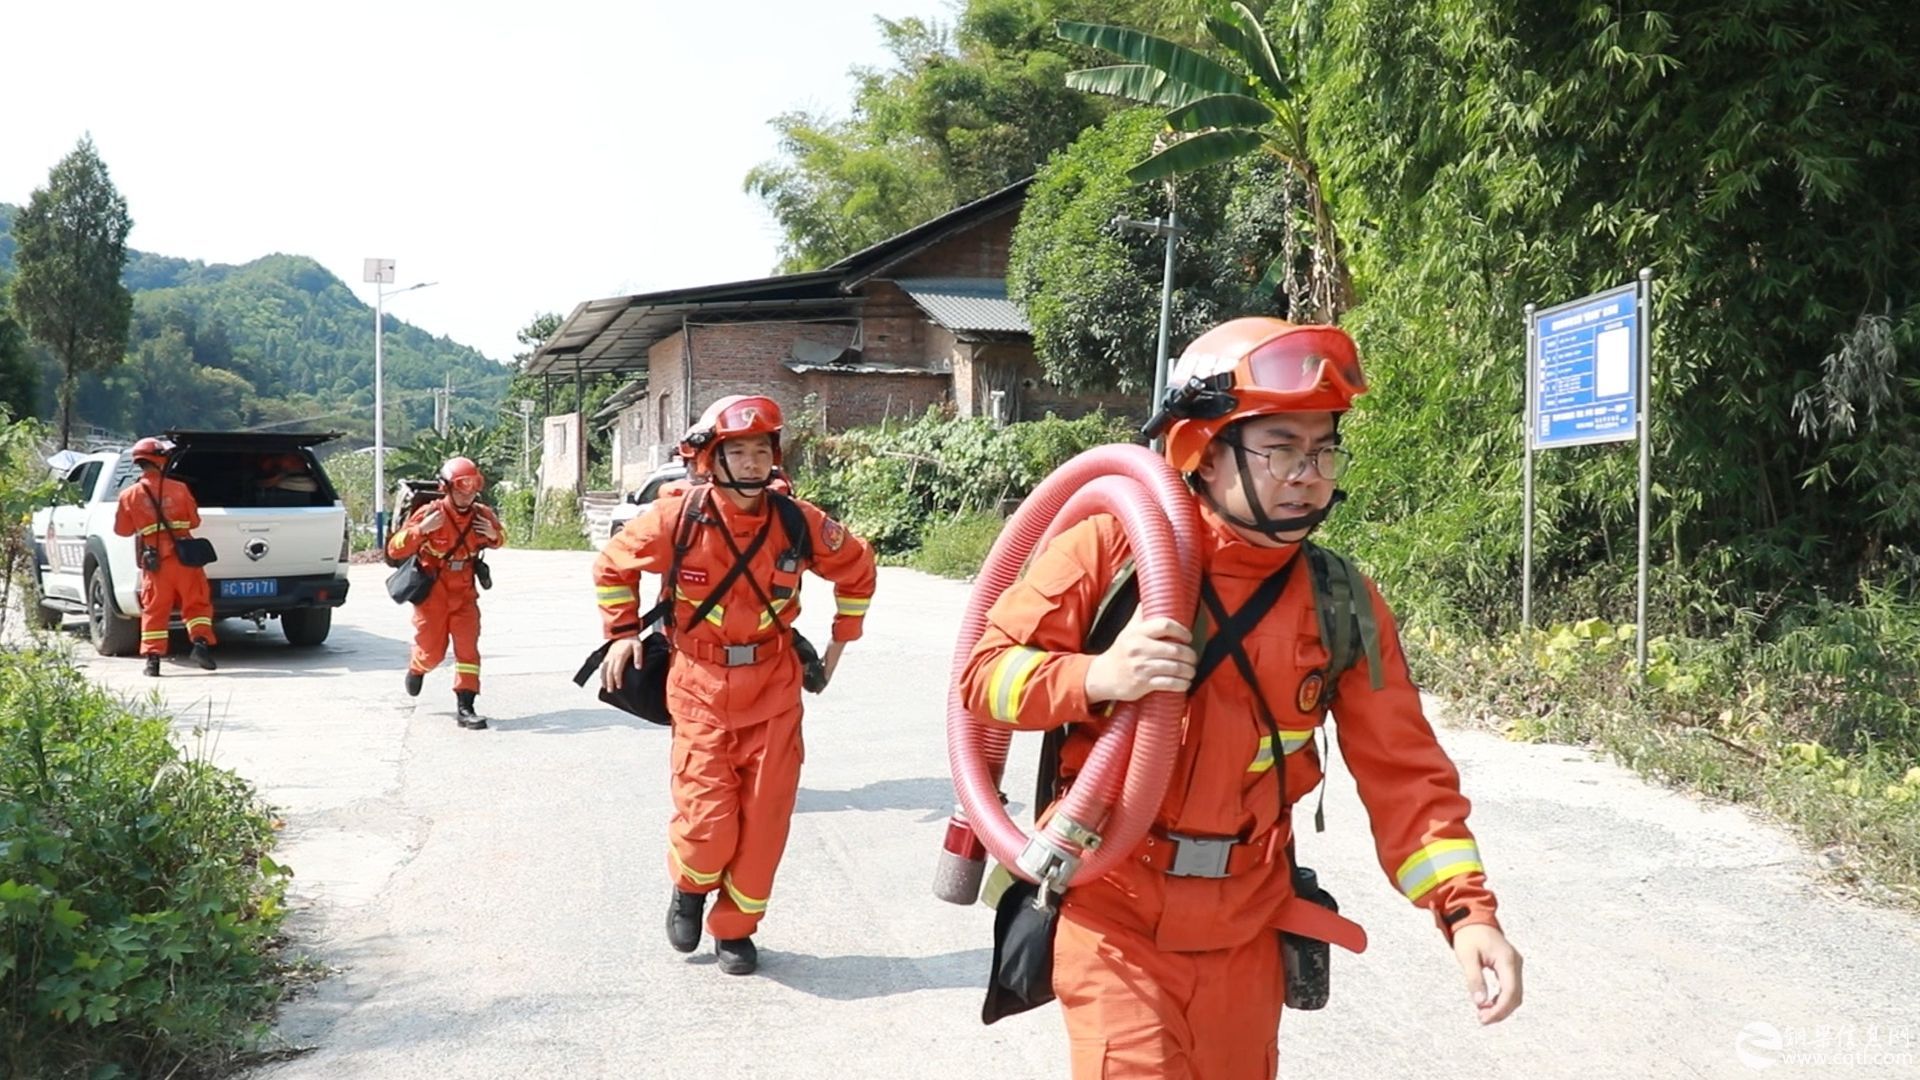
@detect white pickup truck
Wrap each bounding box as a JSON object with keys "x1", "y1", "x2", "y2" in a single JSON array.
[{"x1": 29, "y1": 430, "x2": 354, "y2": 655}]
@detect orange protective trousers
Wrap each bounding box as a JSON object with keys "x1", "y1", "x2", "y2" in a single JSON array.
[
  {"x1": 1054, "y1": 906, "x2": 1285, "y2": 1080},
  {"x1": 409, "y1": 578, "x2": 482, "y2": 692},
  {"x1": 666, "y1": 702, "x2": 803, "y2": 941},
  {"x1": 138, "y1": 559, "x2": 215, "y2": 656}
]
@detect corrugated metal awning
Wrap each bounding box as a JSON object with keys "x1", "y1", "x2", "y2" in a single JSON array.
[{"x1": 894, "y1": 278, "x2": 1030, "y2": 335}]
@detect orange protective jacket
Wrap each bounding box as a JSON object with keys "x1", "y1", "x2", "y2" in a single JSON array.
[
  {"x1": 385, "y1": 497, "x2": 504, "y2": 580},
  {"x1": 593, "y1": 487, "x2": 877, "y2": 728},
  {"x1": 961, "y1": 508, "x2": 1500, "y2": 953},
  {"x1": 114, "y1": 475, "x2": 203, "y2": 561}
]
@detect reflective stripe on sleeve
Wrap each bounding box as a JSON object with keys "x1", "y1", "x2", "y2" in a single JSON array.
[
  {"x1": 988, "y1": 645, "x2": 1047, "y2": 723},
  {"x1": 1395, "y1": 839, "x2": 1485, "y2": 902}
]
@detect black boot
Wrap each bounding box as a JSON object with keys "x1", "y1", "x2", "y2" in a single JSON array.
[
  {"x1": 455, "y1": 690, "x2": 486, "y2": 730},
  {"x1": 405, "y1": 670, "x2": 424, "y2": 697},
  {"x1": 666, "y1": 889, "x2": 706, "y2": 953},
  {"x1": 190, "y1": 641, "x2": 217, "y2": 671},
  {"x1": 715, "y1": 936, "x2": 758, "y2": 976},
  {"x1": 143, "y1": 655, "x2": 161, "y2": 678}
]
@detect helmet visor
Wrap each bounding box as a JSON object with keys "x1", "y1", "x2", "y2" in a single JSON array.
[{"x1": 1243, "y1": 328, "x2": 1366, "y2": 396}]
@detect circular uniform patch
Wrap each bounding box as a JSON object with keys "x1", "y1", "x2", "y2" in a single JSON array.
[
  {"x1": 1295, "y1": 671, "x2": 1325, "y2": 714},
  {"x1": 821, "y1": 517, "x2": 847, "y2": 553}
]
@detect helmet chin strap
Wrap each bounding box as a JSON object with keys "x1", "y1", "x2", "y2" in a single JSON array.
[
  {"x1": 1199, "y1": 443, "x2": 1346, "y2": 539},
  {"x1": 713, "y1": 456, "x2": 771, "y2": 495}
]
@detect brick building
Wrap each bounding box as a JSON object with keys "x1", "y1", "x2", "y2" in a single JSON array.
[{"x1": 525, "y1": 180, "x2": 1133, "y2": 493}]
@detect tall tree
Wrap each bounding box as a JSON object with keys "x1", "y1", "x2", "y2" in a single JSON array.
[
  {"x1": 1057, "y1": 2, "x2": 1353, "y2": 321},
  {"x1": 8, "y1": 135, "x2": 134, "y2": 447},
  {"x1": 746, "y1": 0, "x2": 1191, "y2": 272},
  {"x1": 0, "y1": 277, "x2": 38, "y2": 422}
]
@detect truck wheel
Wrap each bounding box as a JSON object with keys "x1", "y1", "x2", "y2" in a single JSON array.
[
  {"x1": 86, "y1": 563, "x2": 140, "y2": 657},
  {"x1": 281, "y1": 607, "x2": 332, "y2": 646}
]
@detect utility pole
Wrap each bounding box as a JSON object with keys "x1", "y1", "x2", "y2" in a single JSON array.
[
  {"x1": 360, "y1": 258, "x2": 436, "y2": 549},
  {"x1": 518, "y1": 398, "x2": 535, "y2": 484},
  {"x1": 1114, "y1": 209, "x2": 1185, "y2": 444}
]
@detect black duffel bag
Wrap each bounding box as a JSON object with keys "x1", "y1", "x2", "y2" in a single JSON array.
[
  {"x1": 385, "y1": 554, "x2": 436, "y2": 605},
  {"x1": 172, "y1": 537, "x2": 218, "y2": 568},
  {"x1": 574, "y1": 633, "x2": 672, "y2": 726}
]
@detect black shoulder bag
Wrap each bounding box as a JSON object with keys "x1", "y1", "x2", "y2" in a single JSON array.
[{"x1": 144, "y1": 481, "x2": 218, "y2": 568}]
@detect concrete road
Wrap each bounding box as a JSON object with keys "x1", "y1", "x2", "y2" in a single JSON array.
[{"x1": 61, "y1": 550, "x2": 1920, "y2": 1079}]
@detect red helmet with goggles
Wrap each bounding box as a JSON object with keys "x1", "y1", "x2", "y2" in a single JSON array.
[
  {"x1": 440, "y1": 456, "x2": 485, "y2": 496},
  {"x1": 1152, "y1": 318, "x2": 1367, "y2": 473},
  {"x1": 681, "y1": 395, "x2": 784, "y2": 471}
]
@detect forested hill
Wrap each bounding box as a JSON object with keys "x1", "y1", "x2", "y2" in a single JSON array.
[{"x1": 0, "y1": 201, "x2": 507, "y2": 442}]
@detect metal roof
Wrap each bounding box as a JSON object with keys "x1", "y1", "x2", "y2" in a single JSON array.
[
  {"x1": 527, "y1": 177, "x2": 1034, "y2": 379},
  {"x1": 895, "y1": 277, "x2": 1030, "y2": 335},
  {"x1": 525, "y1": 271, "x2": 852, "y2": 379}
]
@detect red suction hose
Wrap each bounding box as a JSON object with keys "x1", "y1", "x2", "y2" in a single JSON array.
[{"x1": 933, "y1": 444, "x2": 1200, "y2": 901}]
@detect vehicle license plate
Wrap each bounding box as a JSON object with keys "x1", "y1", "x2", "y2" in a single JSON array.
[{"x1": 219, "y1": 578, "x2": 279, "y2": 598}]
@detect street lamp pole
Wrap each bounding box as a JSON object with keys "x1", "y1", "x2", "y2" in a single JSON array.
[
  {"x1": 1115, "y1": 210, "x2": 1186, "y2": 441},
  {"x1": 362, "y1": 258, "x2": 436, "y2": 549}
]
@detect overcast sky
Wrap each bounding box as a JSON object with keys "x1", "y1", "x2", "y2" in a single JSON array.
[{"x1": 2, "y1": 0, "x2": 950, "y2": 367}]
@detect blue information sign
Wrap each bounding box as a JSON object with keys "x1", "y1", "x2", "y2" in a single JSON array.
[{"x1": 1529, "y1": 283, "x2": 1640, "y2": 449}]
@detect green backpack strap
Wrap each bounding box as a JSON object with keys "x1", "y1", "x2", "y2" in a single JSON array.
[
  {"x1": 1083, "y1": 559, "x2": 1211, "y2": 659},
  {"x1": 1304, "y1": 542, "x2": 1385, "y2": 695}
]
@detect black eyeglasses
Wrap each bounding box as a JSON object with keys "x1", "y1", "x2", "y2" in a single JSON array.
[{"x1": 1219, "y1": 438, "x2": 1354, "y2": 482}]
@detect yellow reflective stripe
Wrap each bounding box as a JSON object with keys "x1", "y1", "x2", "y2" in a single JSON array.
[
  {"x1": 670, "y1": 846, "x2": 721, "y2": 887},
  {"x1": 674, "y1": 587, "x2": 724, "y2": 627},
  {"x1": 756, "y1": 597, "x2": 792, "y2": 630},
  {"x1": 185, "y1": 618, "x2": 212, "y2": 629},
  {"x1": 138, "y1": 523, "x2": 165, "y2": 536},
  {"x1": 168, "y1": 521, "x2": 193, "y2": 530},
  {"x1": 1395, "y1": 839, "x2": 1485, "y2": 902},
  {"x1": 1247, "y1": 730, "x2": 1317, "y2": 773},
  {"x1": 597, "y1": 584, "x2": 637, "y2": 608},
  {"x1": 140, "y1": 630, "x2": 169, "y2": 640},
  {"x1": 722, "y1": 872, "x2": 768, "y2": 915},
  {"x1": 1249, "y1": 737, "x2": 1275, "y2": 773},
  {"x1": 835, "y1": 596, "x2": 871, "y2": 616},
  {"x1": 391, "y1": 528, "x2": 410, "y2": 546},
  {"x1": 453, "y1": 663, "x2": 481, "y2": 675},
  {"x1": 424, "y1": 545, "x2": 446, "y2": 558},
  {"x1": 988, "y1": 645, "x2": 1047, "y2": 723}
]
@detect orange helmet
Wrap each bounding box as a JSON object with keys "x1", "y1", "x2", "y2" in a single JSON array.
[
  {"x1": 1157, "y1": 318, "x2": 1367, "y2": 473},
  {"x1": 440, "y1": 456, "x2": 484, "y2": 496},
  {"x1": 130, "y1": 437, "x2": 170, "y2": 469},
  {"x1": 681, "y1": 395, "x2": 784, "y2": 470}
]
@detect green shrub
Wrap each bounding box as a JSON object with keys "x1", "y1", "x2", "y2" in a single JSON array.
[
  {"x1": 496, "y1": 489, "x2": 589, "y2": 551},
  {"x1": 912, "y1": 512, "x2": 1008, "y2": 580},
  {"x1": 791, "y1": 407, "x2": 1135, "y2": 557},
  {"x1": 2, "y1": 650, "x2": 291, "y2": 1077},
  {"x1": 1410, "y1": 576, "x2": 1920, "y2": 903}
]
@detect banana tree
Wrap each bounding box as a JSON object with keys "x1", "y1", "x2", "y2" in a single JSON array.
[{"x1": 1057, "y1": 3, "x2": 1353, "y2": 321}]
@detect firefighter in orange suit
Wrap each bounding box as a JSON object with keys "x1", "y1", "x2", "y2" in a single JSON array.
[
  {"x1": 962, "y1": 318, "x2": 1524, "y2": 1078},
  {"x1": 593, "y1": 395, "x2": 877, "y2": 976},
  {"x1": 113, "y1": 436, "x2": 217, "y2": 677},
  {"x1": 386, "y1": 456, "x2": 504, "y2": 729}
]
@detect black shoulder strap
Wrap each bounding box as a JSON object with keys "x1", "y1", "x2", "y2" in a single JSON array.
[
  {"x1": 682, "y1": 491, "x2": 777, "y2": 632},
  {"x1": 768, "y1": 491, "x2": 812, "y2": 564},
  {"x1": 1192, "y1": 556, "x2": 1300, "y2": 690},
  {"x1": 143, "y1": 477, "x2": 191, "y2": 545},
  {"x1": 650, "y1": 488, "x2": 708, "y2": 631}
]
